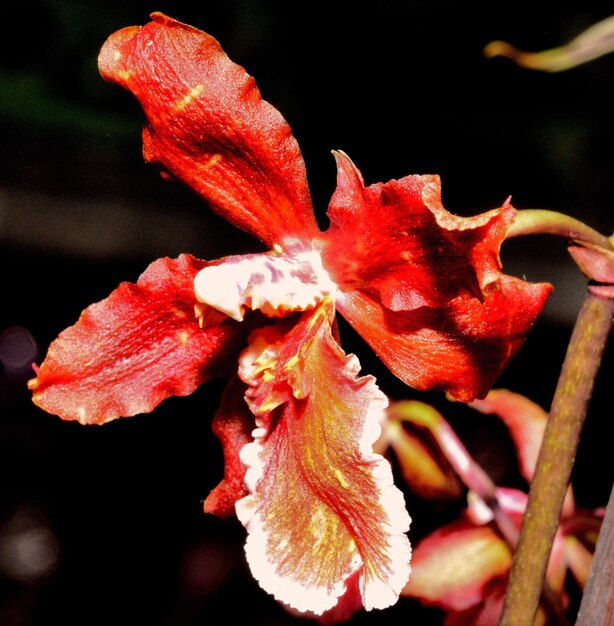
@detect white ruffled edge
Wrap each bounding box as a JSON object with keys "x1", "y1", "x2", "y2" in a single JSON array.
[
  {"x1": 193, "y1": 246, "x2": 337, "y2": 321},
  {"x1": 235, "y1": 345, "x2": 412, "y2": 615}
]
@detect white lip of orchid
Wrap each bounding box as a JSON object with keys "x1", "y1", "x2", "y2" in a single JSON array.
[{"x1": 193, "y1": 243, "x2": 337, "y2": 321}]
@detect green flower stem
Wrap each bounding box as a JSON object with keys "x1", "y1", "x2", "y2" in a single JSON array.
[
  {"x1": 507, "y1": 209, "x2": 612, "y2": 250},
  {"x1": 499, "y1": 290, "x2": 614, "y2": 626}
]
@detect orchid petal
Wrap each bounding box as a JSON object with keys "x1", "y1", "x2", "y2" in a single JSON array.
[
  {"x1": 469, "y1": 389, "x2": 577, "y2": 514},
  {"x1": 322, "y1": 151, "x2": 521, "y2": 310},
  {"x1": 336, "y1": 276, "x2": 551, "y2": 402},
  {"x1": 382, "y1": 417, "x2": 464, "y2": 501},
  {"x1": 382, "y1": 402, "x2": 464, "y2": 500},
  {"x1": 467, "y1": 487, "x2": 527, "y2": 527},
  {"x1": 494, "y1": 487, "x2": 528, "y2": 519},
  {"x1": 469, "y1": 389, "x2": 548, "y2": 482},
  {"x1": 29, "y1": 255, "x2": 244, "y2": 425},
  {"x1": 564, "y1": 534, "x2": 595, "y2": 589},
  {"x1": 235, "y1": 300, "x2": 411, "y2": 615},
  {"x1": 194, "y1": 246, "x2": 335, "y2": 321},
  {"x1": 402, "y1": 519, "x2": 511, "y2": 611},
  {"x1": 321, "y1": 152, "x2": 552, "y2": 400},
  {"x1": 568, "y1": 241, "x2": 614, "y2": 298},
  {"x1": 293, "y1": 572, "x2": 364, "y2": 625},
  {"x1": 98, "y1": 13, "x2": 319, "y2": 247},
  {"x1": 388, "y1": 401, "x2": 482, "y2": 490},
  {"x1": 203, "y1": 376, "x2": 254, "y2": 518},
  {"x1": 544, "y1": 529, "x2": 570, "y2": 604},
  {"x1": 444, "y1": 583, "x2": 508, "y2": 626}
]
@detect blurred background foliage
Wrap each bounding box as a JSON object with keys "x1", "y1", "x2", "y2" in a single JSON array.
[{"x1": 1, "y1": 1, "x2": 612, "y2": 625}]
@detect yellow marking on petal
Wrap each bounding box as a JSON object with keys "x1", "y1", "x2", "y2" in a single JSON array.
[
  {"x1": 205, "y1": 153, "x2": 222, "y2": 169},
  {"x1": 175, "y1": 83, "x2": 206, "y2": 111},
  {"x1": 307, "y1": 507, "x2": 330, "y2": 541},
  {"x1": 285, "y1": 354, "x2": 301, "y2": 370},
  {"x1": 261, "y1": 370, "x2": 275, "y2": 383},
  {"x1": 334, "y1": 468, "x2": 349, "y2": 489},
  {"x1": 257, "y1": 398, "x2": 280, "y2": 415},
  {"x1": 118, "y1": 69, "x2": 132, "y2": 82},
  {"x1": 177, "y1": 331, "x2": 189, "y2": 346}
]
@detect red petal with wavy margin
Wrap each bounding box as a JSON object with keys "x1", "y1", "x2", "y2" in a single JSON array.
[
  {"x1": 402, "y1": 520, "x2": 511, "y2": 611},
  {"x1": 29, "y1": 255, "x2": 244, "y2": 425},
  {"x1": 235, "y1": 300, "x2": 411, "y2": 615},
  {"x1": 336, "y1": 276, "x2": 552, "y2": 402},
  {"x1": 98, "y1": 13, "x2": 319, "y2": 247},
  {"x1": 320, "y1": 152, "x2": 552, "y2": 400},
  {"x1": 321, "y1": 151, "x2": 519, "y2": 310}
]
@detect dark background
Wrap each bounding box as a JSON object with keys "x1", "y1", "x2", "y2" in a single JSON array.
[{"x1": 1, "y1": 1, "x2": 613, "y2": 624}]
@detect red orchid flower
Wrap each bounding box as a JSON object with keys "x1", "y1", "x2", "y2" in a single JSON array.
[{"x1": 28, "y1": 13, "x2": 552, "y2": 619}]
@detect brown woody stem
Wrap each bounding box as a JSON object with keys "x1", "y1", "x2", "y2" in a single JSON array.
[{"x1": 499, "y1": 291, "x2": 613, "y2": 626}]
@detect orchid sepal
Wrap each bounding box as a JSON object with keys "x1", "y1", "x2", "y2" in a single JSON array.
[
  {"x1": 98, "y1": 12, "x2": 319, "y2": 247},
  {"x1": 28, "y1": 254, "x2": 245, "y2": 425}
]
